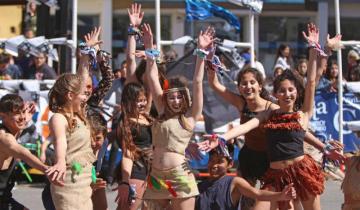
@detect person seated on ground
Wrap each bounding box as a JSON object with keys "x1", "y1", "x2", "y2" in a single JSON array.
[
  {"x1": 0, "y1": 53, "x2": 22, "y2": 80},
  {"x1": 195, "y1": 150, "x2": 296, "y2": 210},
  {"x1": 23, "y1": 52, "x2": 57, "y2": 80},
  {"x1": 0, "y1": 94, "x2": 58, "y2": 210}
]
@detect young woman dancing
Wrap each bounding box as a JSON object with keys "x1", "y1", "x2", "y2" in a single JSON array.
[
  {"x1": 202, "y1": 23, "x2": 337, "y2": 210},
  {"x1": 141, "y1": 24, "x2": 213, "y2": 209},
  {"x1": 46, "y1": 73, "x2": 96, "y2": 210},
  {"x1": 115, "y1": 83, "x2": 153, "y2": 210}
]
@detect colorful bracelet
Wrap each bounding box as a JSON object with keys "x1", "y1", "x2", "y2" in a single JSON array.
[
  {"x1": 322, "y1": 142, "x2": 334, "y2": 156},
  {"x1": 145, "y1": 48, "x2": 161, "y2": 60},
  {"x1": 308, "y1": 42, "x2": 329, "y2": 57},
  {"x1": 193, "y1": 48, "x2": 209, "y2": 59},
  {"x1": 128, "y1": 25, "x2": 141, "y2": 35}
]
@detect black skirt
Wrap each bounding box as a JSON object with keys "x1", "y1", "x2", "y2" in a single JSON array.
[{"x1": 237, "y1": 145, "x2": 269, "y2": 181}]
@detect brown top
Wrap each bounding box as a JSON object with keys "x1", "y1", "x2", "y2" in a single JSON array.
[
  {"x1": 240, "y1": 102, "x2": 272, "y2": 152},
  {"x1": 152, "y1": 117, "x2": 193, "y2": 155},
  {"x1": 65, "y1": 119, "x2": 96, "y2": 167}
]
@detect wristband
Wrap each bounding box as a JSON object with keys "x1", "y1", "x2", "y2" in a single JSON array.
[
  {"x1": 145, "y1": 49, "x2": 161, "y2": 60},
  {"x1": 307, "y1": 42, "x2": 329, "y2": 57},
  {"x1": 79, "y1": 42, "x2": 97, "y2": 68},
  {"x1": 322, "y1": 142, "x2": 334, "y2": 156},
  {"x1": 128, "y1": 25, "x2": 141, "y2": 36},
  {"x1": 193, "y1": 48, "x2": 208, "y2": 59}
]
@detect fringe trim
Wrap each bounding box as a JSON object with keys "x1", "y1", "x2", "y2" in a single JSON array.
[
  {"x1": 263, "y1": 112, "x2": 303, "y2": 131},
  {"x1": 261, "y1": 155, "x2": 325, "y2": 210}
]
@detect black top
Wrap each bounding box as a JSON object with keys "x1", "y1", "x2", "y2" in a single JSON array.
[
  {"x1": 130, "y1": 123, "x2": 152, "y2": 180},
  {"x1": 130, "y1": 124, "x2": 152, "y2": 149},
  {"x1": 196, "y1": 176, "x2": 238, "y2": 210},
  {"x1": 263, "y1": 112, "x2": 305, "y2": 162}
]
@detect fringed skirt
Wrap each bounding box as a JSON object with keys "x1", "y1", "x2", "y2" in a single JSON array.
[{"x1": 261, "y1": 154, "x2": 325, "y2": 209}]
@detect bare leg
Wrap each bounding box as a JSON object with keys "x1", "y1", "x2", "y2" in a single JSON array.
[
  {"x1": 171, "y1": 197, "x2": 195, "y2": 210},
  {"x1": 129, "y1": 179, "x2": 146, "y2": 210}
]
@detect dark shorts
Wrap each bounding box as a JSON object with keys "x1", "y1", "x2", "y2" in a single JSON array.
[
  {"x1": 0, "y1": 197, "x2": 26, "y2": 210},
  {"x1": 237, "y1": 145, "x2": 269, "y2": 182}
]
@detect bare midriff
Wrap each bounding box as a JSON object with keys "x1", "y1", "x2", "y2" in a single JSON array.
[
  {"x1": 152, "y1": 147, "x2": 187, "y2": 170},
  {"x1": 270, "y1": 155, "x2": 304, "y2": 169}
]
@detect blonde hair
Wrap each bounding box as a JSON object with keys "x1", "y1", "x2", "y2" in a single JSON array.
[{"x1": 48, "y1": 73, "x2": 87, "y2": 133}]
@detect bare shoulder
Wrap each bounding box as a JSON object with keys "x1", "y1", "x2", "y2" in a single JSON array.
[
  {"x1": 0, "y1": 131, "x2": 17, "y2": 149},
  {"x1": 268, "y1": 102, "x2": 280, "y2": 110},
  {"x1": 49, "y1": 113, "x2": 68, "y2": 126}
]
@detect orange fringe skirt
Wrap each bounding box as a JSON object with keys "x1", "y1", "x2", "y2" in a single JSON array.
[{"x1": 261, "y1": 154, "x2": 325, "y2": 209}]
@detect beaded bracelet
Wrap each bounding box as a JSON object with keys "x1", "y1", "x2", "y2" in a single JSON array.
[
  {"x1": 322, "y1": 142, "x2": 334, "y2": 156},
  {"x1": 193, "y1": 48, "x2": 209, "y2": 59},
  {"x1": 308, "y1": 42, "x2": 330, "y2": 57},
  {"x1": 145, "y1": 48, "x2": 161, "y2": 60},
  {"x1": 128, "y1": 25, "x2": 141, "y2": 36}
]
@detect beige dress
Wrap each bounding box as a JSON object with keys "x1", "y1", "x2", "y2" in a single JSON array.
[
  {"x1": 51, "y1": 118, "x2": 96, "y2": 210},
  {"x1": 143, "y1": 117, "x2": 199, "y2": 200}
]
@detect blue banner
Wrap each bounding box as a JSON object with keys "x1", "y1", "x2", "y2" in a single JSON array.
[
  {"x1": 185, "y1": 0, "x2": 241, "y2": 32},
  {"x1": 310, "y1": 92, "x2": 360, "y2": 153}
]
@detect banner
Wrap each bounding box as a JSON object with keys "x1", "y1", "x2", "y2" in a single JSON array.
[{"x1": 310, "y1": 92, "x2": 360, "y2": 153}]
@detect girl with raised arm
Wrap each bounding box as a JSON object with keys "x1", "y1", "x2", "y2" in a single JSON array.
[
  {"x1": 141, "y1": 23, "x2": 213, "y2": 209},
  {"x1": 202, "y1": 23, "x2": 337, "y2": 210}
]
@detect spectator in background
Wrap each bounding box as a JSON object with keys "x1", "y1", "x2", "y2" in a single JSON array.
[
  {"x1": 347, "y1": 50, "x2": 360, "y2": 81},
  {"x1": 163, "y1": 48, "x2": 178, "y2": 63},
  {"x1": 104, "y1": 60, "x2": 127, "y2": 112},
  {"x1": 23, "y1": 1, "x2": 37, "y2": 35},
  {"x1": 273, "y1": 64, "x2": 284, "y2": 79},
  {"x1": 23, "y1": 52, "x2": 57, "y2": 80},
  {"x1": 349, "y1": 65, "x2": 360, "y2": 82},
  {"x1": 24, "y1": 27, "x2": 35, "y2": 39},
  {"x1": 296, "y1": 58, "x2": 308, "y2": 78},
  {"x1": 274, "y1": 44, "x2": 293, "y2": 70},
  {"x1": 325, "y1": 60, "x2": 340, "y2": 92},
  {"x1": 0, "y1": 53, "x2": 22, "y2": 80}
]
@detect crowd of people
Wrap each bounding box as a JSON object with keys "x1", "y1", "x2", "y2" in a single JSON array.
[{"x1": 0, "y1": 2, "x2": 360, "y2": 210}]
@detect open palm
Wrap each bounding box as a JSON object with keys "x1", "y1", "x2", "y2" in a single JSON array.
[
  {"x1": 198, "y1": 26, "x2": 215, "y2": 49},
  {"x1": 128, "y1": 3, "x2": 144, "y2": 27},
  {"x1": 302, "y1": 23, "x2": 319, "y2": 44}
]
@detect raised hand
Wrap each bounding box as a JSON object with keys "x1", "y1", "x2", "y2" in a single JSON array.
[
  {"x1": 280, "y1": 183, "x2": 296, "y2": 200},
  {"x1": 84, "y1": 27, "x2": 103, "y2": 51},
  {"x1": 198, "y1": 26, "x2": 215, "y2": 50},
  {"x1": 128, "y1": 3, "x2": 144, "y2": 27},
  {"x1": 326, "y1": 34, "x2": 342, "y2": 51},
  {"x1": 142, "y1": 23, "x2": 153, "y2": 49},
  {"x1": 302, "y1": 23, "x2": 319, "y2": 44},
  {"x1": 24, "y1": 101, "x2": 36, "y2": 124}
]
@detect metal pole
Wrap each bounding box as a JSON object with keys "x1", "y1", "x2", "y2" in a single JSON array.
[
  {"x1": 249, "y1": 12, "x2": 255, "y2": 67},
  {"x1": 335, "y1": 0, "x2": 343, "y2": 144},
  {"x1": 71, "y1": 0, "x2": 78, "y2": 74},
  {"x1": 155, "y1": 0, "x2": 161, "y2": 49}
]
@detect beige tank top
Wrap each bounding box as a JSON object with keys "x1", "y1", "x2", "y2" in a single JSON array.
[
  {"x1": 152, "y1": 117, "x2": 193, "y2": 155},
  {"x1": 65, "y1": 119, "x2": 96, "y2": 167}
]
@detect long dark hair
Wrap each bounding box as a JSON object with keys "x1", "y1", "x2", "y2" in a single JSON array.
[
  {"x1": 275, "y1": 44, "x2": 293, "y2": 67},
  {"x1": 237, "y1": 67, "x2": 271, "y2": 101},
  {"x1": 117, "y1": 83, "x2": 152, "y2": 160},
  {"x1": 273, "y1": 70, "x2": 305, "y2": 111}
]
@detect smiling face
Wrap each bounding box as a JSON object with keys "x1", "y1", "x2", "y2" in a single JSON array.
[
  {"x1": 69, "y1": 85, "x2": 88, "y2": 113},
  {"x1": 274, "y1": 79, "x2": 297, "y2": 111},
  {"x1": 1, "y1": 107, "x2": 27, "y2": 133},
  {"x1": 135, "y1": 91, "x2": 147, "y2": 115},
  {"x1": 330, "y1": 63, "x2": 339, "y2": 79},
  {"x1": 208, "y1": 154, "x2": 232, "y2": 179},
  {"x1": 166, "y1": 91, "x2": 185, "y2": 114},
  {"x1": 91, "y1": 131, "x2": 105, "y2": 152},
  {"x1": 238, "y1": 72, "x2": 262, "y2": 100}
]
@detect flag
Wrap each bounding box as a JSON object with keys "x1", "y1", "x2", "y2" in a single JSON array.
[
  {"x1": 228, "y1": 0, "x2": 264, "y2": 14},
  {"x1": 185, "y1": 0, "x2": 241, "y2": 32}
]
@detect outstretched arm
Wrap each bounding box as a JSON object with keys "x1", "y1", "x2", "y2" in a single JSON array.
[
  {"x1": 190, "y1": 26, "x2": 215, "y2": 122},
  {"x1": 207, "y1": 69, "x2": 245, "y2": 111},
  {"x1": 125, "y1": 3, "x2": 144, "y2": 84},
  {"x1": 302, "y1": 23, "x2": 319, "y2": 118},
  {"x1": 143, "y1": 23, "x2": 165, "y2": 114},
  {"x1": 232, "y1": 177, "x2": 296, "y2": 202},
  {"x1": 0, "y1": 132, "x2": 47, "y2": 172}
]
